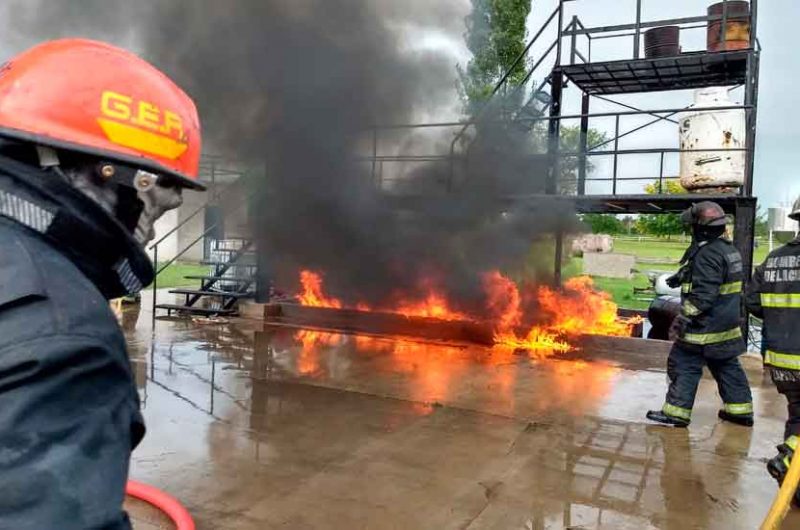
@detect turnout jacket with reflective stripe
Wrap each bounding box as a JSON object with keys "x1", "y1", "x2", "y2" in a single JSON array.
[
  {"x1": 746, "y1": 237, "x2": 800, "y2": 370},
  {"x1": 678, "y1": 237, "x2": 745, "y2": 354}
]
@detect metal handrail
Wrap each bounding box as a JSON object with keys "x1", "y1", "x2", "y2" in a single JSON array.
[
  {"x1": 156, "y1": 223, "x2": 220, "y2": 276},
  {"x1": 366, "y1": 146, "x2": 749, "y2": 164},
  {"x1": 151, "y1": 222, "x2": 220, "y2": 326},
  {"x1": 448, "y1": 4, "x2": 562, "y2": 155},
  {"x1": 373, "y1": 104, "x2": 752, "y2": 131},
  {"x1": 149, "y1": 173, "x2": 246, "y2": 325},
  {"x1": 562, "y1": 13, "x2": 752, "y2": 37}
]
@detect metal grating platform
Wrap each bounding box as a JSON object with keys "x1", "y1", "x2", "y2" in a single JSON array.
[
  {"x1": 568, "y1": 194, "x2": 756, "y2": 215},
  {"x1": 562, "y1": 50, "x2": 749, "y2": 95},
  {"x1": 385, "y1": 193, "x2": 756, "y2": 216}
]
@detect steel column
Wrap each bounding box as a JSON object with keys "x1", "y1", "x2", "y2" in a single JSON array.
[
  {"x1": 633, "y1": 0, "x2": 642, "y2": 59},
  {"x1": 734, "y1": 199, "x2": 756, "y2": 279},
  {"x1": 733, "y1": 198, "x2": 756, "y2": 338},
  {"x1": 578, "y1": 93, "x2": 590, "y2": 195},
  {"x1": 554, "y1": 229, "x2": 564, "y2": 287},
  {"x1": 744, "y1": 52, "x2": 760, "y2": 196},
  {"x1": 570, "y1": 16, "x2": 578, "y2": 64},
  {"x1": 151, "y1": 245, "x2": 158, "y2": 328},
  {"x1": 612, "y1": 115, "x2": 620, "y2": 195},
  {"x1": 556, "y1": 1, "x2": 565, "y2": 65},
  {"x1": 547, "y1": 69, "x2": 564, "y2": 195}
]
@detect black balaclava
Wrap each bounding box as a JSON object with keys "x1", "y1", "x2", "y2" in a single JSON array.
[
  {"x1": 692, "y1": 223, "x2": 726, "y2": 243},
  {"x1": 61, "y1": 159, "x2": 184, "y2": 246}
]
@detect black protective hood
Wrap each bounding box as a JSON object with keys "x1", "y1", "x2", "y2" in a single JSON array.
[{"x1": 0, "y1": 154, "x2": 153, "y2": 299}]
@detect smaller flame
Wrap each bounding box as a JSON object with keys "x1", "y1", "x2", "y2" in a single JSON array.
[
  {"x1": 298, "y1": 270, "x2": 342, "y2": 308},
  {"x1": 394, "y1": 291, "x2": 470, "y2": 321},
  {"x1": 482, "y1": 271, "x2": 522, "y2": 334}
]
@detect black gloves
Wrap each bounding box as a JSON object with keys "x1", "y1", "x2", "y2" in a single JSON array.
[{"x1": 669, "y1": 315, "x2": 692, "y2": 342}]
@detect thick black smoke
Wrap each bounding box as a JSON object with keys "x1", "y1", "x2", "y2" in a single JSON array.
[{"x1": 2, "y1": 0, "x2": 577, "y2": 312}]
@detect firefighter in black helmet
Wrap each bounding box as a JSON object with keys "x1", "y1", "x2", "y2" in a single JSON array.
[
  {"x1": 647, "y1": 201, "x2": 753, "y2": 427},
  {"x1": 746, "y1": 197, "x2": 800, "y2": 499}
]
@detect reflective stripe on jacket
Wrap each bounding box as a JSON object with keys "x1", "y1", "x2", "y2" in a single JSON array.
[
  {"x1": 746, "y1": 237, "x2": 800, "y2": 370},
  {"x1": 678, "y1": 237, "x2": 744, "y2": 354}
]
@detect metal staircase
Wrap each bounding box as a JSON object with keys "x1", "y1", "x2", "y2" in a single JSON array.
[
  {"x1": 155, "y1": 238, "x2": 256, "y2": 317},
  {"x1": 149, "y1": 157, "x2": 256, "y2": 321}
]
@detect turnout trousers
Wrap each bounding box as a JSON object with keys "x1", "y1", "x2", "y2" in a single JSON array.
[{"x1": 662, "y1": 342, "x2": 753, "y2": 423}]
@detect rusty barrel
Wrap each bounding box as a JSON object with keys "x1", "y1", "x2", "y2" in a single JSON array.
[
  {"x1": 707, "y1": 1, "x2": 750, "y2": 52},
  {"x1": 644, "y1": 26, "x2": 680, "y2": 58}
]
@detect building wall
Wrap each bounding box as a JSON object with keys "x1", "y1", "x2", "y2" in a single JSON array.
[
  {"x1": 176, "y1": 189, "x2": 208, "y2": 262},
  {"x1": 146, "y1": 182, "x2": 252, "y2": 263},
  {"x1": 145, "y1": 208, "x2": 179, "y2": 263}
]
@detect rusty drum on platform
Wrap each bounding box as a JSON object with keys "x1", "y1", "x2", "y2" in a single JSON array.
[
  {"x1": 707, "y1": 1, "x2": 751, "y2": 52},
  {"x1": 644, "y1": 26, "x2": 680, "y2": 59}
]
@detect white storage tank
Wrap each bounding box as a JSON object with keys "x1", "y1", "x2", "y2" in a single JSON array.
[
  {"x1": 769, "y1": 207, "x2": 795, "y2": 233},
  {"x1": 679, "y1": 87, "x2": 745, "y2": 192}
]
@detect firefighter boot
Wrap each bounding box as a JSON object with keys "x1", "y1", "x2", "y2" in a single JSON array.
[
  {"x1": 718, "y1": 410, "x2": 754, "y2": 427},
  {"x1": 767, "y1": 436, "x2": 800, "y2": 506},
  {"x1": 767, "y1": 436, "x2": 798, "y2": 484},
  {"x1": 646, "y1": 410, "x2": 689, "y2": 428}
]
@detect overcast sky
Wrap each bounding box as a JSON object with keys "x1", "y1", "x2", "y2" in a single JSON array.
[{"x1": 0, "y1": 0, "x2": 795, "y2": 208}]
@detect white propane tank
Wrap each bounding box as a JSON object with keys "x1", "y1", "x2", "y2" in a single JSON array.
[
  {"x1": 679, "y1": 87, "x2": 745, "y2": 191},
  {"x1": 655, "y1": 273, "x2": 681, "y2": 297}
]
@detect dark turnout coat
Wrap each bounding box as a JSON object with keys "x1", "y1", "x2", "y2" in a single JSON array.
[
  {"x1": 0, "y1": 154, "x2": 151, "y2": 529},
  {"x1": 676, "y1": 236, "x2": 746, "y2": 358},
  {"x1": 746, "y1": 236, "x2": 800, "y2": 370}
]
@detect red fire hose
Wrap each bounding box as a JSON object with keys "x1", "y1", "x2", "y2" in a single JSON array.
[{"x1": 125, "y1": 480, "x2": 195, "y2": 530}]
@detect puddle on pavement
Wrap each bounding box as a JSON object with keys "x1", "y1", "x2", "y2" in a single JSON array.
[{"x1": 120, "y1": 306, "x2": 799, "y2": 529}]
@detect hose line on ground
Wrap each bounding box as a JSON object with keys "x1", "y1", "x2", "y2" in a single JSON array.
[
  {"x1": 126, "y1": 480, "x2": 196, "y2": 530},
  {"x1": 761, "y1": 451, "x2": 800, "y2": 530}
]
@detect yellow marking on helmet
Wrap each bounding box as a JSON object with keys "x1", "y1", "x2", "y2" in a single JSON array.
[
  {"x1": 99, "y1": 90, "x2": 187, "y2": 158},
  {"x1": 97, "y1": 118, "x2": 188, "y2": 160}
]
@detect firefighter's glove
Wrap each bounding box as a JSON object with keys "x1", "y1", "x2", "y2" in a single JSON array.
[
  {"x1": 666, "y1": 273, "x2": 681, "y2": 289},
  {"x1": 666, "y1": 268, "x2": 688, "y2": 289},
  {"x1": 669, "y1": 315, "x2": 692, "y2": 342}
]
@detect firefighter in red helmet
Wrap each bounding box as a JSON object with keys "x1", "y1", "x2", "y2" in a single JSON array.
[{"x1": 0, "y1": 39, "x2": 203, "y2": 528}]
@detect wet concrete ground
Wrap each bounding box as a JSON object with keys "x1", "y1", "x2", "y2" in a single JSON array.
[{"x1": 123, "y1": 296, "x2": 799, "y2": 529}]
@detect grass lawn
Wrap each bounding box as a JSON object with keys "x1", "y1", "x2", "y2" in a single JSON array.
[
  {"x1": 614, "y1": 237, "x2": 769, "y2": 265},
  {"x1": 563, "y1": 257, "x2": 652, "y2": 311},
  {"x1": 568, "y1": 236, "x2": 771, "y2": 310},
  {"x1": 152, "y1": 262, "x2": 211, "y2": 289},
  {"x1": 591, "y1": 274, "x2": 654, "y2": 311}
]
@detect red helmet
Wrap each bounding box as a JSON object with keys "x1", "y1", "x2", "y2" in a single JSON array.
[{"x1": 0, "y1": 39, "x2": 204, "y2": 189}]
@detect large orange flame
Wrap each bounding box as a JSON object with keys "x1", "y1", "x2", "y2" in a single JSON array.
[
  {"x1": 295, "y1": 269, "x2": 640, "y2": 355},
  {"x1": 489, "y1": 273, "x2": 639, "y2": 355}
]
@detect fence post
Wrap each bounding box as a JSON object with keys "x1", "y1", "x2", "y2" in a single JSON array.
[{"x1": 151, "y1": 244, "x2": 158, "y2": 329}]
